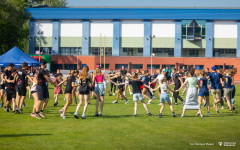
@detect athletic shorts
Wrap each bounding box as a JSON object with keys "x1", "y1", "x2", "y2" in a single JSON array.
[
  {"x1": 0, "y1": 84, "x2": 5, "y2": 90},
  {"x1": 210, "y1": 89, "x2": 221, "y2": 99},
  {"x1": 198, "y1": 88, "x2": 209, "y2": 97},
  {"x1": 79, "y1": 90, "x2": 90, "y2": 95},
  {"x1": 6, "y1": 89, "x2": 16, "y2": 101},
  {"x1": 89, "y1": 87, "x2": 94, "y2": 92},
  {"x1": 133, "y1": 93, "x2": 144, "y2": 101},
  {"x1": 36, "y1": 85, "x2": 49, "y2": 101},
  {"x1": 65, "y1": 89, "x2": 72, "y2": 94},
  {"x1": 160, "y1": 93, "x2": 170, "y2": 103},
  {"x1": 118, "y1": 85, "x2": 124, "y2": 91},
  {"x1": 17, "y1": 85, "x2": 27, "y2": 96},
  {"x1": 94, "y1": 83, "x2": 105, "y2": 96},
  {"x1": 223, "y1": 88, "x2": 233, "y2": 97},
  {"x1": 31, "y1": 91, "x2": 37, "y2": 95}
]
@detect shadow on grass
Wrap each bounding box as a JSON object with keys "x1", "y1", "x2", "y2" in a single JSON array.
[{"x1": 0, "y1": 134, "x2": 52, "y2": 138}]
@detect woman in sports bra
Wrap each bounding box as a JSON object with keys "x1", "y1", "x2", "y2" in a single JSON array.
[
  {"x1": 110, "y1": 71, "x2": 129, "y2": 104},
  {"x1": 30, "y1": 68, "x2": 40, "y2": 118},
  {"x1": 74, "y1": 66, "x2": 92, "y2": 119},
  {"x1": 53, "y1": 73, "x2": 63, "y2": 107}
]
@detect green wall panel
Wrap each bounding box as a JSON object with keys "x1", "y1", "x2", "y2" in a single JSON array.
[
  {"x1": 90, "y1": 37, "x2": 113, "y2": 47},
  {"x1": 152, "y1": 37, "x2": 175, "y2": 48},
  {"x1": 182, "y1": 39, "x2": 206, "y2": 48},
  {"x1": 121, "y1": 37, "x2": 144, "y2": 47},
  {"x1": 60, "y1": 37, "x2": 82, "y2": 47},
  {"x1": 214, "y1": 38, "x2": 237, "y2": 49},
  {"x1": 34, "y1": 37, "x2": 52, "y2": 47}
]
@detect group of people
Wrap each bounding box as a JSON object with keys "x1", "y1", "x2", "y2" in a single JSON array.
[{"x1": 0, "y1": 61, "x2": 237, "y2": 119}]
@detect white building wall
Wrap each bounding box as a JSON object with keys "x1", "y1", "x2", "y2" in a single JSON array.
[
  {"x1": 151, "y1": 20, "x2": 175, "y2": 37},
  {"x1": 60, "y1": 20, "x2": 82, "y2": 37},
  {"x1": 34, "y1": 20, "x2": 52, "y2": 36},
  {"x1": 214, "y1": 21, "x2": 237, "y2": 38},
  {"x1": 90, "y1": 20, "x2": 113, "y2": 37},
  {"x1": 121, "y1": 20, "x2": 144, "y2": 37}
]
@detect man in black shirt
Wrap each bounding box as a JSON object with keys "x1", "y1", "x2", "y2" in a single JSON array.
[
  {"x1": 171, "y1": 68, "x2": 185, "y2": 105},
  {"x1": 5, "y1": 69, "x2": 17, "y2": 113},
  {"x1": 4, "y1": 63, "x2": 14, "y2": 110},
  {"x1": 15, "y1": 62, "x2": 33, "y2": 114},
  {"x1": 34, "y1": 60, "x2": 55, "y2": 119}
]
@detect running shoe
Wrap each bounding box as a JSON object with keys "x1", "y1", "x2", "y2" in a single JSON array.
[
  {"x1": 109, "y1": 93, "x2": 112, "y2": 96},
  {"x1": 74, "y1": 112, "x2": 79, "y2": 119},
  {"x1": 203, "y1": 102, "x2": 207, "y2": 107},
  {"x1": 221, "y1": 106, "x2": 224, "y2": 109},
  {"x1": 60, "y1": 114, "x2": 66, "y2": 119},
  {"x1": 158, "y1": 114, "x2": 162, "y2": 118},
  {"x1": 19, "y1": 109, "x2": 23, "y2": 114},
  {"x1": 201, "y1": 115, "x2": 204, "y2": 117},
  {"x1": 181, "y1": 115, "x2": 184, "y2": 117},
  {"x1": 99, "y1": 112, "x2": 103, "y2": 117},
  {"x1": 54, "y1": 102, "x2": 58, "y2": 106},
  {"x1": 172, "y1": 112, "x2": 177, "y2": 117},
  {"x1": 182, "y1": 101, "x2": 185, "y2": 106},
  {"x1": 82, "y1": 115, "x2": 86, "y2": 119},
  {"x1": 23, "y1": 102, "x2": 25, "y2": 107},
  {"x1": 196, "y1": 112, "x2": 200, "y2": 116},
  {"x1": 158, "y1": 103, "x2": 162, "y2": 105},
  {"x1": 112, "y1": 101, "x2": 118, "y2": 104},
  {"x1": 59, "y1": 109, "x2": 63, "y2": 115},
  {"x1": 39, "y1": 112, "x2": 46, "y2": 118},
  {"x1": 130, "y1": 92, "x2": 133, "y2": 95},
  {"x1": 133, "y1": 114, "x2": 136, "y2": 117},
  {"x1": 4, "y1": 106, "x2": 6, "y2": 111},
  {"x1": 63, "y1": 98, "x2": 66, "y2": 101},
  {"x1": 95, "y1": 112, "x2": 99, "y2": 117},
  {"x1": 74, "y1": 98, "x2": 77, "y2": 104},
  {"x1": 113, "y1": 93, "x2": 115, "y2": 96},
  {"x1": 230, "y1": 109, "x2": 233, "y2": 112},
  {"x1": 13, "y1": 111, "x2": 17, "y2": 114},
  {"x1": 233, "y1": 106, "x2": 235, "y2": 110},
  {"x1": 35, "y1": 113, "x2": 41, "y2": 119},
  {"x1": 9, "y1": 106, "x2": 12, "y2": 110},
  {"x1": 6, "y1": 108, "x2": 9, "y2": 112},
  {"x1": 151, "y1": 96, "x2": 156, "y2": 99},
  {"x1": 31, "y1": 113, "x2": 35, "y2": 117},
  {"x1": 207, "y1": 112, "x2": 211, "y2": 116},
  {"x1": 174, "y1": 103, "x2": 178, "y2": 105},
  {"x1": 147, "y1": 112, "x2": 152, "y2": 116},
  {"x1": 147, "y1": 100, "x2": 152, "y2": 104},
  {"x1": 0, "y1": 102, "x2": 3, "y2": 108},
  {"x1": 125, "y1": 99, "x2": 129, "y2": 104},
  {"x1": 216, "y1": 110, "x2": 219, "y2": 113}
]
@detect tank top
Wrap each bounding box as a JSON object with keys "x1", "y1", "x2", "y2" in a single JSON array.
[
  {"x1": 117, "y1": 75, "x2": 123, "y2": 84},
  {"x1": 31, "y1": 76, "x2": 37, "y2": 92},
  {"x1": 161, "y1": 82, "x2": 168, "y2": 93},
  {"x1": 95, "y1": 73, "x2": 104, "y2": 83},
  {"x1": 79, "y1": 77, "x2": 90, "y2": 92}
]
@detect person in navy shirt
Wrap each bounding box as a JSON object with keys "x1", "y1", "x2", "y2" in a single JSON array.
[
  {"x1": 223, "y1": 70, "x2": 234, "y2": 112},
  {"x1": 208, "y1": 66, "x2": 223, "y2": 113}
]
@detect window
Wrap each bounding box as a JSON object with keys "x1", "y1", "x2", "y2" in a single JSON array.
[
  {"x1": 215, "y1": 65, "x2": 223, "y2": 70},
  {"x1": 162, "y1": 65, "x2": 175, "y2": 69},
  {"x1": 59, "y1": 47, "x2": 82, "y2": 56},
  {"x1": 98, "y1": 64, "x2": 110, "y2": 69},
  {"x1": 123, "y1": 48, "x2": 128, "y2": 52},
  {"x1": 115, "y1": 64, "x2": 128, "y2": 69},
  {"x1": 189, "y1": 50, "x2": 198, "y2": 57},
  {"x1": 152, "y1": 48, "x2": 174, "y2": 57},
  {"x1": 64, "y1": 64, "x2": 77, "y2": 70},
  {"x1": 213, "y1": 49, "x2": 236, "y2": 57},
  {"x1": 182, "y1": 20, "x2": 206, "y2": 40},
  {"x1": 138, "y1": 48, "x2": 143, "y2": 53},
  {"x1": 34, "y1": 47, "x2": 52, "y2": 55},
  {"x1": 195, "y1": 65, "x2": 204, "y2": 70},
  {"x1": 121, "y1": 48, "x2": 143, "y2": 56},
  {"x1": 147, "y1": 64, "x2": 160, "y2": 69},
  {"x1": 225, "y1": 65, "x2": 234, "y2": 69},
  {"x1": 131, "y1": 64, "x2": 143, "y2": 69},
  {"x1": 180, "y1": 65, "x2": 194, "y2": 69},
  {"x1": 90, "y1": 47, "x2": 112, "y2": 56},
  {"x1": 51, "y1": 64, "x2": 63, "y2": 72}
]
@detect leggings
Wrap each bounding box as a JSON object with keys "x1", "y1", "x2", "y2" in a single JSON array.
[
  {"x1": 110, "y1": 82, "x2": 116, "y2": 93},
  {"x1": 174, "y1": 85, "x2": 184, "y2": 103}
]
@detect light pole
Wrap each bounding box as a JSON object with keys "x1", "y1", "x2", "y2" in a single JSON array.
[
  {"x1": 150, "y1": 35, "x2": 155, "y2": 75},
  {"x1": 77, "y1": 46, "x2": 79, "y2": 70},
  {"x1": 37, "y1": 30, "x2": 44, "y2": 62}
]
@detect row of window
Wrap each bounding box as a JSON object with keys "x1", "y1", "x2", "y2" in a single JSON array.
[
  {"x1": 52, "y1": 64, "x2": 233, "y2": 72},
  {"x1": 35, "y1": 47, "x2": 237, "y2": 57}
]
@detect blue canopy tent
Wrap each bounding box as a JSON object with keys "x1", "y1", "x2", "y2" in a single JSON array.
[{"x1": 0, "y1": 46, "x2": 41, "y2": 67}]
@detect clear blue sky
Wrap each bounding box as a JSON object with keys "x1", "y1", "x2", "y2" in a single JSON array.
[{"x1": 66, "y1": 0, "x2": 240, "y2": 8}]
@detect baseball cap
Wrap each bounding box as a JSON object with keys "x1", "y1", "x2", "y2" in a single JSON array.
[
  {"x1": 96, "y1": 65, "x2": 101, "y2": 69},
  {"x1": 41, "y1": 60, "x2": 47, "y2": 65},
  {"x1": 211, "y1": 66, "x2": 216, "y2": 70}
]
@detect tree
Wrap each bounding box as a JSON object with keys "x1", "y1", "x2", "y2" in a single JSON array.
[{"x1": 29, "y1": 0, "x2": 67, "y2": 7}]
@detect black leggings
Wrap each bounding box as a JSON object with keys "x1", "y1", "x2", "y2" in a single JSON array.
[
  {"x1": 110, "y1": 82, "x2": 116, "y2": 93},
  {"x1": 174, "y1": 85, "x2": 184, "y2": 103}
]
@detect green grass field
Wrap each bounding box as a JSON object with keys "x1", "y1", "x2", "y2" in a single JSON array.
[{"x1": 0, "y1": 84, "x2": 239, "y2": 150}]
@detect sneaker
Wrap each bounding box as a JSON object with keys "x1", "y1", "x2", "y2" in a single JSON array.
[
  {"x1": 74, "y1": 112, "x2": 79, "y2": 119},
  {"x1": 230, "y1": 109, "x2": 233, "y2": 112},
  {"x1": 31, "y1": 113, "x2": 35, "y2": 117},
  {"x1": 182, "y1": 101, "x2": 185, "y2": 106},
  {"x1": 207, "y1": 112, "x2": 211, "y2": 115},
  {"x1": 35, "y1": 113, "x2": 42, "y2": 119},
  {"x1": 113, "y1": 93, "x2": 115, "y2": 96},
  {"x1": 15, "y1": 108, "x2": 20, "y2": 113},
  {"x1": 158, "y1": 103, "x2": 162, "y2": 105},
  {"x1": 133, "y1": 114, "x2": 136, "y2": 117},
  {"x1": 54, "y1": 102, "x2": 58, "y2": 106},
  {"x1": 201, "y1": 115, "x2": 204, "y2": 117},
  {"x1": 125, "y1": 99, "x2": 129, "y2": 104},
  {"x1": 130, "y1": 92, "x2": 133, "y2": 95},
  {"x1": 19, "y1": 109, "x2": 23, "y2": 114},
  {"x1": 13, "y1": 111, "x2": 17, "y2": 114},
  {"x1": 6, "y1": 108, "x2": 9, "y2": 112},
  {"x1": 0, "y1": 102, "x2": 3, "y2": 107},
  {"x1": 172, "y1": 112, "x2": 177, "y2": 117},
  {"x1": 39, "y1": 112, "x2": 46, "y2": 118},
  {"x1": 181, "y1": 115, "x2": 184, "y2": 117},
  {"x1": 60, "y1": 114, "x2": 66, "y2": 119},
  {"x1": 4, "y1": 106, "x2": 6, "y2": 111},
  {"x1": 64, "y1": 98, "x2": 66, "y2": 101},
  {"x1": 109, "y1": 93, "x2": 112, "y2": 96},
  {"x1": 233, "y1": 106, "x2": 235, "y2": 110},
  {"x1": 99, "y1": 112, "x2": 103, "y2": 117},
  {"x1": 216, "y1": 110, "x2": 219, "y2": 113},
  {"x1": 147, "y1": 100, "x2": 152, "y2": 104},
  {"x1": 82, "y1": 115, "x2": 86, "y2": 119},
  {"x1": 196, "y1": 112, "x2": 200, "y2": 116},
  {"x1": 151, "y1": 96, "x2": 156, "y2": 99},
  {"x1": 74, "y1": 98, "x2": 77, "y2": 104},
  {"x1": 112, "y1": 101, "x2": 118, "y2": 104},
  {"x1": 174, "y1": 103, "x2": 178, "y2": 105},
  {"x1": 158, "y1": 114, "x2": 162, "y2": 118},
  {"x1": 23, "y1": 102, "x2": 25, "y2": 107},
  {"x1": 147, "y1": 112, "x2": 152, "y2": 116},
  {"x1": 203, "y1": 102, "x2": 207, "y2": 107},
  {"x1": 59, "y1": 109, "x2": 63, "y2": 115},
  {"x1": 221, "y1": 106, "x2": 224, "y2": 109},
  {"x1": 95, "y1": 112, "x2": 99, "y2": 117}
]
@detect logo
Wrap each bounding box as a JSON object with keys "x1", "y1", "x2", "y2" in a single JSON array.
[{"x1": 218, "y1": 142, "x2": 223, "y2": 146}]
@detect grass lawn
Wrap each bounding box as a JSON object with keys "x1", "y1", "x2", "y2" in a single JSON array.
[{"x1": 0, "y1": 84, "x2": 239, "y2": 150}]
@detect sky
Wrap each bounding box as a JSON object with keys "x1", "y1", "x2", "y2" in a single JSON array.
[{"x1": 66, "y1": 0, "x2": 240, "y2": 8}]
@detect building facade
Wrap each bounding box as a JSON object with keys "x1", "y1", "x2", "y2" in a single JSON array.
[{"x1": 25, "y1": 8, "x2": 240, "y2": 79}]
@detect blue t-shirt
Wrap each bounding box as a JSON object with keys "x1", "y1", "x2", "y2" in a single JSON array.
[
  {"x1": 200, "y1": 77, "x2": 208, "y2": 89},
  {"x1": 140, "y1": 75, "x2": 150, "y2": 85},
  {"x1": 208, "y1": 72, "x2": 223, "y2": 89},
  {"x1": 224, "y1": 76, "x2": 232, "y2": 88}
]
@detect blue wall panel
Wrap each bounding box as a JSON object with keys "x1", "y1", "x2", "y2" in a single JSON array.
[
  {"x1": 206, "y1": 20, "x2": 213, "y2": 57},
  {"x1": 113, "y1": 19, "x2": 120, "y2": 56},
  {"x1": 175, "y1": 20, "x2": 181, "y2": 57},
  {"x1": 82, "y1": 20, "x2": 90, "y2": 56},
  {"x1": 237, "y1": 20, "x2": 240, "y2": 58},
  {"x1": 144, "y1": 20, "x2": 151, "y2": 57},
  {"x1": 29, "y1": 19, "x2": 35, "y2": 54},
  {"x1": 52, "y1": 19, "x2": 60, "y2": 55}
]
